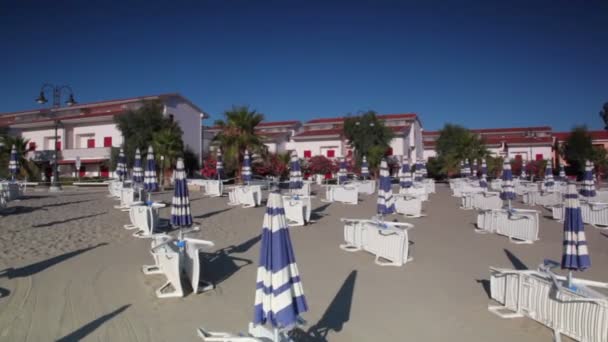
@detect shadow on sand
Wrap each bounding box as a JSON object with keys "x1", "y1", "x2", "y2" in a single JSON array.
[
  {"x1": 601, "y1": 232, "x2": 608, "y2": 239},
  {"x1": 193, "y1": 208, "x2": 232, "y2": 219},
  {"x1": 202, "y1": 235, "x2": 260, "y2": 286},
  {"x1": 55, "y1": 304, "x2": 130, "y2": 342},
  {"x1": 310, "y1": 203, "x2": 331, "y2": 221},
  {"x1": 32, "y1": 212, "x2": 107, "y2": 228},
  {"x1": 290, "y1": 270, "x2": 358, "y2": 342},
  {"x1": 0, "y1": 243, "x2": 107, "y2": 279},
  {"x1": 476, "y1": 249, "x2": 528, "y2": 299}
]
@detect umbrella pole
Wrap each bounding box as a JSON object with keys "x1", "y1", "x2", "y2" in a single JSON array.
[
  {"x1": 568, "y1": 271, "x2": 573, "y2": 289},
  {"x1": 273, "y1": 328, "x2": 279, "y2": 342}
]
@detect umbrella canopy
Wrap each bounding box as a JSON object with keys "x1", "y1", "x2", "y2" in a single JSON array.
[
  {"x1": 579, "y1": 160, "x2": 596, "y2": 198},
  {"x1": 253, "y1": 192, "x2": 308, "y2": 330},
  {"x1": 561, "y1": 183, "x2": 591, "y2": 271},
  {"x1": 116, "y1": 148, "x2": 128, "y2": 180},
  {"x1": 171, "y1": 158, "x2": 193, "y2": 227},
  {"x1": 463, "y1": 159, "x2": 471, "y2": 178},
  {"x1": 399, "y1": 159, "x2": 412, "y2": 189},
  {"x1": 544, "y1": 160, "x2": 554, "y2": 188},
  {"x1": 132, "y1": 148, "x2": 144, "y2": 184},
  {"x1": 520, "y1": 160, "x2": 527, "y2": 179},
  {"x1": 144, "y1": 145, "x2": 159, "y2": 192},
  {"x1": 558, "y1": 164, "x2": 566, "y2": 181},
  {"x1": 414, "y1": 160, "x2": 423, "y2": 182},
  {"x1": 460, "y1": 160, "x2": 465, "y2": 177},
  {"x1": 361, "y1": 156, "x2": 369, "y2": 179},
  {"x1": 337, "y1": 158, "x2": 347, "y2": 184},
  {"x1": 479, "y1": 159, "x2": 488, "y2": 188},
  {"x1": 500, "y1": 157, "x2": 516, "y2": 201},
  {"x1": 242, "y1": 150, "x2": 252, "y2": 183},
  {"x1": 289, "y1": 152, "x2": 303, "y2": 190},
  {"x1": 420, "y1": 160, "x2": 428, "y2": 179},
  {"x1": 8, "y1": 145, "x2": 19, "y2": 178},
  {"x1": 377, "y1": 159, "x2": 395, "y2": 215},
  {"x1": 216, "y1": 149, "x2": 224, "y2": 180}
]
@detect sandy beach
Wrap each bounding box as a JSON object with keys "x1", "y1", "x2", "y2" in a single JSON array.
[{"x1": 0, "y1": 184, "x2": 606, "y2": 341}]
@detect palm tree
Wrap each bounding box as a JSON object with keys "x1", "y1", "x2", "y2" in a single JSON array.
[
  {"x1": 213, "y1": 106, "x2": 265, "y2": 181},
  {"x1": 0, "y1": 135, "x2": 38, "y2": 180},
  {"x1": 152, "y1": 125, "x2": 184, "y2": 188}
]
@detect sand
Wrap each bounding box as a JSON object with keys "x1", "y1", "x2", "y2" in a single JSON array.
[{"x1": 0, "y1": 184, "x2": 606, "y2": 341}]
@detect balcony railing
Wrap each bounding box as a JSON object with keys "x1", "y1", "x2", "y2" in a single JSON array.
[{"x1": 27, "y1": 147, "x2": 112, "y2": 162}]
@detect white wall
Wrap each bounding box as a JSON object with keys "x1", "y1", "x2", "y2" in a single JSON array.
[
  {"x1": 71, "y1": 123, "x2": 123, "y2": 149},
  {"x1": 424, "y1": 148, "x2": 437, "y2": 160},
  {"x1": 290, "y1": 139, "x2": 345, "y2": 158},
  {"x1": 507, "y1": 146, "x2": 552, "y2": 161},
  {"x1": 21, "y1": 128, "x2": 65, "y2": 150},
  {"x1": 165, "y1": 98, "x2": 203, "y2": 163}
]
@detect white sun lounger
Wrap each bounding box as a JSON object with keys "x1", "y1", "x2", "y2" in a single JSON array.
[
  {"x1": 423, "y1": 179, "x2": 435, "y2": 194},
  {"x1": 142, "y1": 236, "x2": 184, "y2": 298},
  {"x1": 182, "y1": 237, "x2": 215, "y2": 294},
  {"x1": 107, "y1": 180, "x2": 123, "y2": 198},
  {"x1": 400, "y1": 185, "x2": 429, "y2": 201},
  {"x1": 488, "y1": 262, "x2": 608, "y2": 342},
  {"x1": 350, "y1": 180, "x2": 376, "y2": 195},
  {"x1": 394, "y1": 194, "x2": 424, "y2": 218},
  {"x1": 114, "y1": 187, "x2": 144, "y2": 211},
  {"x1": 128, "y1": 204, "x2": 170, "y2": 238},
  {"x1": 197, "y1": 322, "x2": 295, "y2": 342},
  {"x1": 580, "y1": 201, "x2": 608, "y2": 229},
  {"x1": 340, "y1": 218, "x2": 414, "y2": 267},
  {"x1": 228, "y1": 185, "x2": 262, "y2": 208},
  {"x1": 290, "y1": 181, "x2": 312, "y2": 197},
  {"x1": 322, "y1": 185, "x2": 358, "y2": 205},
  {"x1": 282, "y1": 195, "x2": 313, "y2": 226},
  {"x1": 471, "y1": 192, "x2": 502, "y2": 210},
  {"x1": 476, "y1": 209, "x2": 539, "y2": 244}
]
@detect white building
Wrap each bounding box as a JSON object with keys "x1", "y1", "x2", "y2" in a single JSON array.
[
  {"x1": 423, "y1": 126, "x2": 554, "y2": 162},
  {"x1": 0, "y1": 93, "x2": 207, "y2": 178}
]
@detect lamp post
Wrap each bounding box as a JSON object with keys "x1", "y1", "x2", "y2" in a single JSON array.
[{"x1": 35, "y1": 83, "x2": 77, "y2": 192}]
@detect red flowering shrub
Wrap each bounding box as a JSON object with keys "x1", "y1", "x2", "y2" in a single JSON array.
[
  {"x1": 308, "y1": 155, "x2": 338, "y2": 175},
  {"x1": 253, "y1": 154, "x2": 288, "y2": 178},
  {"x1": 201, "y1": 156, "x2": 217, "y2": 179}
]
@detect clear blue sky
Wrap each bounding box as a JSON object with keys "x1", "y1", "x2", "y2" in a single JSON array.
[{"x1": 1, "y1": 0, "x2": 606, "y2": 131}]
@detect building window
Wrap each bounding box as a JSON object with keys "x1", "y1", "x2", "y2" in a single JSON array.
[
  {"x1": 103, "y1": 137, "x2": 112, "y2": 147},
  {"x1": 28, "y1": 142, "x2": 36, "y2": 151},
  {"x1": 56, "y1": 141, "x2": 61, "y2": 151},
  {"x1": 87, "y1": 139, "x2": 95, "y2": 148},
  {"x1": 326, "y1": 150, "x2": 335, "y2": 158},
  {"x1": 535, "y1": 154, "x2": 543, "y2": 161},
  {"x1": 304, "y1": 150, "x2": 312, "y2": 158}
]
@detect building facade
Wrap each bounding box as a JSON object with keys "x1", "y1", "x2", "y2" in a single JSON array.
[{"x1": 0, "y1": 93, "x2": 207, "y2": 178}]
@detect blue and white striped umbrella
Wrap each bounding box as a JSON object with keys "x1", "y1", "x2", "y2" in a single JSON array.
[
  {"x1": 242, "y1": 150, "x2": 252, "y2": 183},
  {"x1": 143, "y1": 145, "x2": 159, "y2": 192},
  {"x1": 253, "y1": 192, "x2": 308, "y2": 330},
  {"x1": 460, "y1": 160, "x2": 465, "y2": 177},
  {"x1": 289, "y1": 151, "x2": 303, "y2": 190},
  {"x1": 8, "y1": 145, "x2": 19, "y2": 179},
  {"x1": 479, "y1": 159, "x2": 488, "y2": 188},
  {"x1": 171, "y1": 158, "x2": 193, "y2": 227},
  {"x1": 414, "y1": 160, "x2": 423, "y2": 182},
  {"x1": 216, "y1": 149, "x2": 224, "y2": 180},
  {"x1": 579, "y1": 160, "x2": 596, "y2": 198},
  {"x1": 132, "y1": 148, "x2": 144, "y2": 184},
  {"x1": 377, "y1": 159, "x2": 395, "y2": 215},
  {"x1": 337, "y1": 158, "x2": 347, "y2": 185},
  {"x1": 500, "y1": 157, "x2": 516, "y2": 202},
  {"x1": 361, "y1": 156, "x2": 369, "y2": 179},
  {"x1": 561, "y1": 183, "x2": 590, "y2": 271},
  {"x1": 544, "y1": 160, "x2": 554, "y2": 188},
  {"x1": 399, "y1": 159, "x2": 412, "y2": 189},
  {"x1": 471, "y1": 159, "x2": 478, "y2": 179},
  {"x1": 115, "y1": 148, "x2": 128, "y2": 180},
  {"x1": 463, "y1": 159, "x2": 471, "y2": 178},
  {"x1": 558, "y1": 164, "x2": 566, "y2": 181},
  {"x1": 520, "y1": 160, "x2": 527, "y2": 179},
  {"x1": 420, "y1": 160, "x2": 428, "y2": 179}
]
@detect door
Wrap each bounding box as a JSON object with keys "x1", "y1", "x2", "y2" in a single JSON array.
[
  {"x1": 79, "y1": 166, "x2": 86, "y2": 178},
  {"x1": 100, "y1": 166, "x2": 109, "y2": 178}
]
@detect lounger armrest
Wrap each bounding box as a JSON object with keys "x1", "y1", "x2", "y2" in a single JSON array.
[
  {"x1": 184, "y1": 237, "x2": 215, "y2": 249},
  {"x1": 383, "y1": 221, "x2": 414, "y2": 230}
]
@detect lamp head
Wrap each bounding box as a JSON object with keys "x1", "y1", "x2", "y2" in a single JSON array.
[
  {"x1": 35, "y1": 91, "x2": 48, "y2": 104},
  {"x1": 65, "y1": 94, "x2": 77, "y2": 106}
]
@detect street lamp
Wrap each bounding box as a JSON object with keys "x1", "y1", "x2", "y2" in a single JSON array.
[{"x1": 35, "y1": 83, "x2": 77, "y2": 191}]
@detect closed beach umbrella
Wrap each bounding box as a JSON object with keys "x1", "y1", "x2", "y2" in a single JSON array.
[
  {"x1": 253, "y1": 192, "x2": 308, "y2": 333},
  {"x1": 132, "y1": 148, "x2": 144, "y2": 184},
  {"x1": 400, "y1": 159, "x2": 412, "y2": 189},
  {"x1": 116, "y1": 148, "x2": 128, "y2": 180},
  {"x1": 144, "y1": 145, "x2": 159, "y2": 193},
  {"x1": 377, "y1": 159, "x2": 395, "y2": 215},
  {"x1": 460, "y1": 160, "x2": 465, "y2": 177},
  {"x1": 289, "y1": 151, "x2": 303, "y2": 190},
  {"x1": 242, "y1": 150, "x2": 252, "y2": 184},
  {"x1": 471, "y1": 159, "x2": 478, "y2": 179},
  {"x1": 520, "y1": 160, "x2": 527, "y2": 179},
  {"x1": 216, "y1": 149, "x2": 224, "y2": 180},
  {"x1": 361, "y1": 156, "x2": 369, "y2": 179},
  {"x1": 561, "y1": 182, "x2": 591, "y2": 286},
  {"x1": 479, "y1": 159, "x2": 488, "y2": 188},
  {"x1": 559, "y1": 163, "x2": 566, "y2": 181},
  {"x1": 463, "y1": 159, "x2": 471, "y2": 178},
  {"x1": 8, "y1": 145, "x2": 19, "y2": 180},
  {"x1": 579, "y1": 160, "x2": 596, "y2": 199},
  {"x1": 544, "y1": 160, "x2": 554, "y2": 189},
  {"x1": 420, "y1": 159, "x2": 428, "y2": 179},
  {"x1": 500, "y1": 157, "x2": 516, "y2": 207},
  {"x1": 171, "y1": 158, "x2": 193, "y2": 228},
  {"x1": 414, "y1": 160, "x2": 423, "y2": 182},
  {"x1": 337, "y1": 158, "x2": 347, "y2": 185}
]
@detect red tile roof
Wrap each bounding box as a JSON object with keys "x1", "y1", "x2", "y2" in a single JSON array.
[
  {"x1": 259, "y1": 132, "x2": 290, "y2": 141},
  {"x1": 554, "y1": 130, "x2": 608, "y2": 142},
  {"x1": 483, "y1": 136, "x2": 553, "y2": 145},
  {"x1": 256, "y1": 120, "x2": 300, "y2": 127},
  {"x1": 388, "y1": 125, "x2": 411, "y2": 134},
  {"x1": 305, "y1": 113, "x2": 417, "y2": 124},
  {"x1": 470, "y1": 126, "x2": 552, "y2": 134}
]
